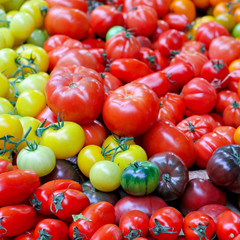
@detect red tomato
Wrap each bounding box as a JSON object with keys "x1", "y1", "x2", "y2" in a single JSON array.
[
  {"x1": 90, "y1": 224, "x2": 122, "y2": 240},
  {"x1": 136, "y1": 36, "x2": 154, "y2": 49},
  {"x1": 216, "y1": 210, "x2": 240, "y2": 240},
  {"x1": 125, "y1": 5, "x2": 158, "y2": 37},
  {"x1": 148, "y1": 207, "x2": 183, "y2": 240},
  {"x1": 176, "y1": 115, "x2": 213, "y2": 142},
  {"x1": 36, "y1": 106, "x2": 58, "y2": 127},
  {"x1": 150, "y1": 19, "x2": 169, "y2": 43},
  {"x1": 45, "y1": 71, "x2": 105, "y2": 125},
  {"x1": 109, "y1": 58, "x2": 153, "y2": 83},
  {"x1": 223, "y1": 101, "x2": 240, "y2": 128},
  {"x1": 82, "y1": 120, "x2": 109, "y2": 147},
  {"x1": 14, "y1": 230, "x2": 35, "y2": 240},
  {"x1": 200, "y1": 114, "x2": 220, "y2": 129},
  {"x1": 34, "y1": 219, "x2": 69, "y2": 240},
  {"x1": 119, "y1": 210, "x2": 149, "y2": 238},
  {"x1": 105, "y1": 31, "x2": 141, "y2": 60},
  {"x1": 183, "y1": 211, "x2": 216, "y2": 240},
  {"x1": 0, "y1": 205, "x2": 36, "y2": 237},
  {"x1": 226, "y1": 69, "x2": 240, "y2": 92},
  {"x1": 45, "y1": 0, "x2": 88, "y2": 12},
  {"x1": 44, "y1": 6, "x2": 89, "y2": 40},
  {"x1": 195, "y1": 21, "x2": 229, "y2": 49},
  {"x1": 68, "y1": 201, "x2": 116, "y2": 240},
  {"x1": 102, "y1": 82, "x2": 160, "y2": 137},
  {"x1": 158, "y1": 92, "x2": 186, "y2": 124},
  {"x1": 81, "y1": 38, "x2": 106, "y2": 49},
  {"x1": 213, "y1": 125, "x2": 236, "y2": 144},
  {"x1": 181, "y1": 77, "x2": 217, "y2": 115},
  {"x1": 0, "y1": 159, "x2": 13, "y2": 174},
  {"x1": 154, "y1": 49, "x2": 170, "y2": 71},
  {"x1": 141, "y1": 119, "x2": 196, "y2": 168},
  {"x1": 89, "y1": 5, "x2": 125, "y2": 39},
  {"x1": 29, "y1": 179, "x2": 83, "y2": 216},
  {"x1": 208, "y1": 36, "x2": 240, "y2": 65},
  {"x1": 138, "y1": 47, "x2": 159, "y2": 71},
  {"x1": 181, "y1": 41, "x2": 208, "y2": 57},
  {"x1": 163, "y1": 13, "x2": 190, "y2": 31},
  {"x1": 0, "y1": 169, "x2": 40, "y2": 207}
]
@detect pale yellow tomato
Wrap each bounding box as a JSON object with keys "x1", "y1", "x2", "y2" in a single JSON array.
[{"x1": 0, "y1": 97, "x2": 14, "y2": 114}]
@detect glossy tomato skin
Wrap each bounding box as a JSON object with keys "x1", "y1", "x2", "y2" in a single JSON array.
[
  {"x1": 90, "y1": 224, "x2": 122, "y2": 240},
  {"x1": 181, "y1": 41, "x2": 208, "y2": 57},
  {"x1": 216, "y1": 210, "x2": 240, "y2": 240},
  {"x1": 34, "y1": 219, "x2": 69, "y2": 240},
  {"x1": 180, "y1": 178, "x2": 227, "y2": 216},
  {"x1": 183, "y1": 211, "x2": 216, "y2": 240},
  {"x1": 149, "y1": 152, "x2": 189, "y2": 201},
  {"x1": 141, "y1": 119, "x2": 196, "y2": 168},
  {"x1": 102, "y1": 82, "x2": 159, "y2": 137},
  {"x1": 0, "y1": 169, "x2": 40, "y2": 207},
  {"x1": 0, "y1": 159, "x2": 13, "y2": 174},
  {"x1": 223, "y1": 101, "x2": 240, "y2": 128},
  {"x1": 163, "y1": 13, "x2": 190, "y2": 31},
  {"x1": 68, "y1": 201, "x2": 116, "y2": 240},
  {"x1": 89, "y1": 5, "x2": 125, "y2": 39},
  {"x1": 0, "y1": 205, "x2": 36, "y2": 237},
  {"x1": 207, "y1": 144, "x2": 240, "y2": 194},
  {"x1": 45, "y1": 72, "x2": 105, "y2": 125},
  {"x1": 36, "y1": 106, "x2": 58, "y2": 126},
  {"x1": 148, "y1": 207, "x2": 183, "y2": 240},
  {"x1": 45, "y1": 0, "x2": 88, "y2": 12},
  {"x1": 150, "y1": 19, "x2": 169, "y2": 43},
  {"x1": 44, "y1": 6, "x2": 89, "y2": 40},
  {"x1": 226, "y1": 69, "x2": 240, "y2": 92}
]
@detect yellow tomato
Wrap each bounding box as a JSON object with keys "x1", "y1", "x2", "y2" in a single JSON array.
[
  {"x1": 234, "y1": 126, "x2": 240, "y2": 144},
  {"x1": 0, "y1": 72, "x2": 9, "y2": 97},
  {"x1": 229, "y1": 59, "x2": 240, "y2": 72},
  {"x1": 0, "y1": 28, "x2": 14, "y2": 49},
  {"x1": 0, "y1": 97, "x2": 14, "y2": 114},
  {"x1": 2, "y1": 0, "x2": 25, "y2": 11}
]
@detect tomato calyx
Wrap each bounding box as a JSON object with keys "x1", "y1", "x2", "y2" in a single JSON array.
[
  {"x1": 38, "y1": 229, "x2": 52, "y2": 240},
  {"x1": 72, "y1": 213, "x2": 92, "y2": 222},
  {"x1": 29, "y1": 193, "x2": 42, "y2": 211},
  {"x1": 146, "y1": 55, "x2": 159, "y2": 70},
  {"x1": 40, "y1": 5, "x2": 48, "y2": 18},
  {"x1": 230, "y1": 152, "x2": 240, "y2": 165},
  {"x1": 200, "y1": 43, "x2": 206, "y2": 54},
  {"x1": 231, "y1": 100, "x2": 240, "y2": 109},
  {"x1": 72, "y1": 226, "x2": 87, "y2": 240},
  {"x1": 187, "y1": 122, "x2": 195, "y2": 132},
  {"x1": 170, "y1": 50, "x2": 180, "y2": 59},
  {"x1": 0, "y1": 217, "x2": 7, "y2": 236},
  {"x1": 162, "y1": 173, "x2": 171, "y2": 183},
  {"x1": 188, "y1": 221, "x2": 210, "y2": 240},
  {"x1": 149, "y1": 218, "x2": 177, "y2": 236},
  {"x1": 123, "y1": 226, "x2": 142, "y2": 240},
  {"x1": 167, "y1": 74, "x2": 176, "y2": 84},
  {"x1": 50, "y1": 192, "x2": 65, "y2": 213},
  {"x1": 212, "y1": 60, "x2": 225, "y2": 72}
]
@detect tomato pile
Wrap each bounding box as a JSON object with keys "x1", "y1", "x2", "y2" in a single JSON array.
[{"x1": 1, "y1": 0, "x2": 240, "y2": 239}]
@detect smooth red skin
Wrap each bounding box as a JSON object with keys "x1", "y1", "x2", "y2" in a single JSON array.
[
  {"x1": 234, "y1": 235, "x2": 240, "y2": 240},
  {"x1": 158, "y1": 92, "x2": 186, "y2": 125},
  {"x1": 36, "y1": 106, "x2": 58, "y2": 127},
  {"x1": 180, "y1": 178, "x2": 227, "y2": 216},
  {"x1": 208, "y1": 36, "x2": 240, "y2": 66},
  {"x1": 101, "y1": 72, "x2": 123, "y2": 96},
  {"x1": 208, "y1": 112, "x2": 224, "y2": 127},
  {"x1": 123, "y1": 0, "x2": 169, "y2": 18},
  {"x1": 150, "y1": 19, "x2": 169, "y2": 43},
  {"x1": 215, "y1": 90, "x2": 240, "y2": 114},
  {"x1": 226, "y1": 69, "x2": 240, "y2": 92},
  {"x1": 45, "y1": 0, "x2": 88, "y2": 12},
  {"x1": 149, "y1": 207, "x2": 183, "y2": 240},
  {"x1": 29, "y1": 179, "x2": 83, "y2": 216},
  {"x1": 213, "y1": 126, "x2": 236, "y2": 144},
  {"x1": 109, "y1": 58, "x2": 153, "y2": 83},
  {"x1": 89, "y1": 48, "x2": 105, "y2": 65},
  {"x1": 89, "y1": 5, "x2": 124, "y2": 38},
  {"x1": 105, "y1": 31, "x2": 141, "y2": 60},
  {"x1": 0, "y1": 159, "x2": 13, "y2": 174},
  {"x1": 170, "y1": 50, "x2": 208, "y2": 77},
  {"x1": 157, "y1": 29, "x2": 184, "y2": 57},
  {"x1": 176, "y1": 115, "x2": 213, "y2": 142},
  {"x1": 200, "y1": 114, "x2": 220, "y2": 129},
  {"x1": 102, "y1": 82, "x2": 159, "y2": 137},
  {"x1": 141, "y1": 119, "x2": 196, "y2": 168},
  {"x1": 43, "y1": 34, "x2": 70, "y2": 53},
  {"x1": 0, "y1": 205, "x2": 36, "y2": 237},
  {"x1": 197, "y1": 204, "x2": 230, "y2": 223},
  {"x1": 119, "y1": 210, "x2": 149, "y2": 238},
  {"x1": 216, "y1": 211, "x2": 240, "y2": 240},
  {"x1": 114, "y1": 195, "x2": 167, "y2": 225},
  {"x1": 81, "y1": 38, "x2": 106, "y2": 49},
  {"x1": 154, "y1": 49, "x2": 170, "y2": 71},
  {"x1": 69, "y1": 202, "x2": 116, "y2": 240},
  {"x1": 45, "y1": 72, "x2": 105, "y2": 125},
  {"x1": 163, "y1": 61, "x2": 195, "y2": 93},
  {"x1": 134, "y1": 70, "x2": 170, "y2": 97},
  {"x1": 183, "y1": 211, "x2": 216, "y2": 240},
  {"x1": 195, "y1": 132, "x2": 231, "y2": 169},
  {"x1": 181, "y1": 77, "x2": 217, "y2": 115},
  {"x1": 163, "y1": 13, "x2": 190, "y2": 31},
  {"x1": 138, "y1": 47, "x2": 158, "y2": 71},
  {"x1": 55, "y1": 48, "x2": 97, "y2": 70},
  {"x1": 196, "y1": 21, "x2": 229, "y2": 49},
  {"x1": 34, "y1": 219, "x2": 69, "y2": 240},
  {"x1": 0, "y1": 170, "x2": 40, "y2": 207},
  {"x1": 14, "y1": 230, "x2": 35, "y2": 240},
  {"x1": 82, "y1": 120, "x2": 109, "y2": 147},
  {"x1": 90, "y1": 224, "x2": 122, "y2": 240},
  {"x1": 136, "y1": 36, "x2": 153, "y2": 49},
  {"x1": 223, "y1": 102, "x2": 240, "y2": 128},
  {"x1": 44, "y1": 6, "x2": 89, "y2": 40},
  {"x1": 125, "y1": 5, "x2": 158, "y2": 37},
  {"x1": 48, "y1": 189, "x2": 90, "y2": 222},
  {"x1": 181, "y1": 41, "x2": 208, "y2": 57}
]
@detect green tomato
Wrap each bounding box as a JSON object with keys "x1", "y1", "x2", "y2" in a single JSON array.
[
  {"x1": 215, "y1": 13, "x2": 236, "y2": 32},
  {"x1": 27, "y1": 29, "x2": 49, "y2": 47},
  {"x1": 17, "y1": 144, "x2": 56, "y2": 177},
  {"x1": 0, "y1": 97, "x2": 14, "y2": 114},
  {"x1": 89, "y1": 160, "x2": 121, "y2": 192},
  {"x1": 105, "y1": 25, "x2": 126, "y2": 40},
  {"x1": 232, "y1": 23, "x2": 240, "y2": 38},
  {"x1": 120, "y1": 161, "x2": 160, "y2": 196}
]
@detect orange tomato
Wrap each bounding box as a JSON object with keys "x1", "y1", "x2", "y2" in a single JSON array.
[
  {"x1": 233, "y1": 8, "x2": 240, "y2": 23},
  {"x1": 210, "y1": 0, "x2": 228, "y2": 7},
  {"x1": 169, "y1": 0, "x2": 196, "y2": 22},
  {"x1": 229, "y1": 59, "x2": 240, "y2": 72},
  {"x1": 213, "y1": 2, "x2": 230, "y2": 17},
  {"x1": 192, "y1": 0, "x2": 210, "y2": 9}
]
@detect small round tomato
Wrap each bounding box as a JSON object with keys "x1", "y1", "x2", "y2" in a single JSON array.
[
  {"x1": 89, "y1": 160, "x2": 121, "y2": 192},
  {"x1": 0, "y1": 48, "x2": 18, "y2": 77},
  {"x1": 105, "y1": 25, "x2": 126, "y2": 40},
  {"x1": 0, "y1": 97, "x2": 14, "y2": 114},
  {"x1": 27, "y1": 29, "x2": 49, "y2": 47},
  {"x1": 215, "y1": 12, "x2": 236, "y2": 32},
  {"x1": 0, "y1": 72, "x2": 9, "y2": 98},
  {"x1": 232, "y1": 22, "x2": 240, "y2": 38}
]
